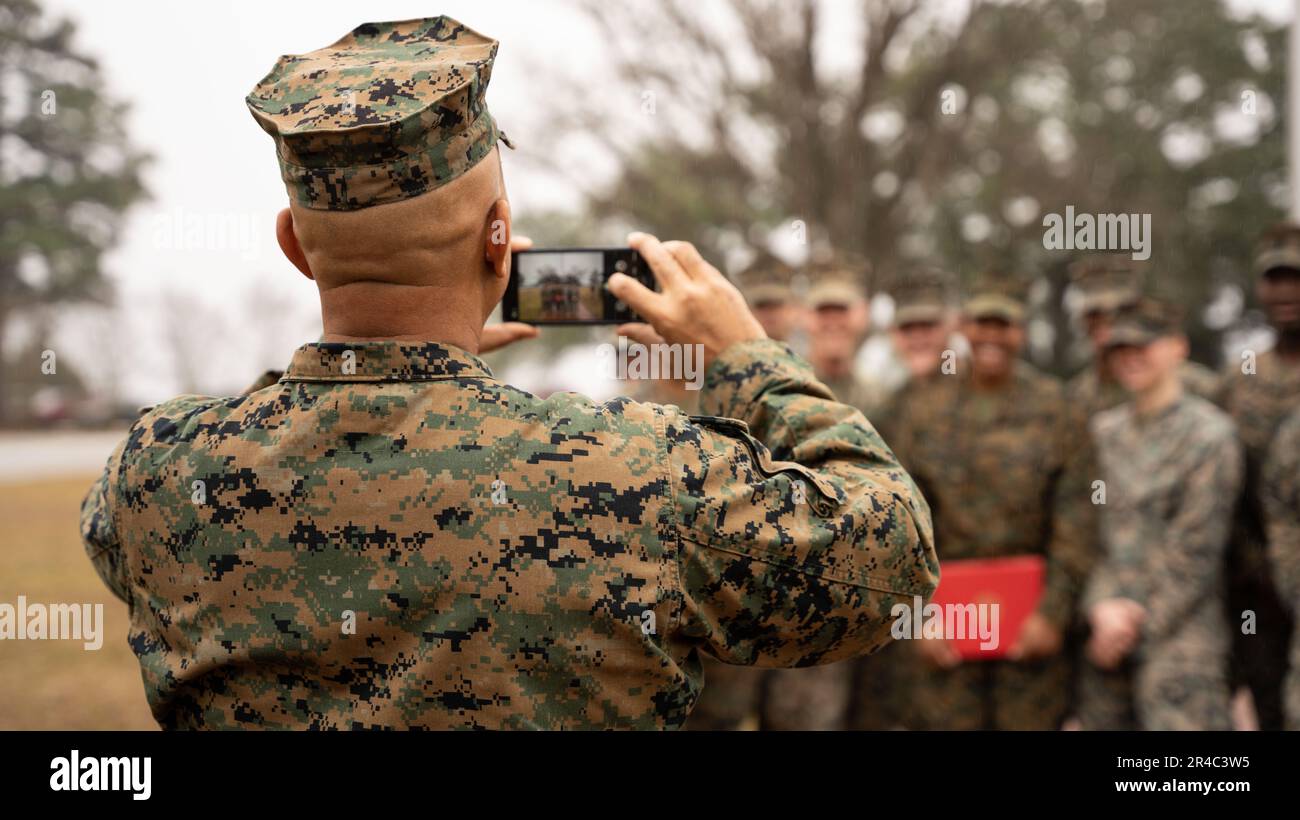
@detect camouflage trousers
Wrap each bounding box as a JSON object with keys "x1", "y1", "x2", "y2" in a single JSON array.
[
  {"x1": 1078, "y1": 640, "x2": 1231, "y2": 731},
  {"x1": 1228, "y1": 532, "x2": 1293, "y2": 730},
  {"x1": 1288, "y1": 630, "x2": 1300, "y2": 730},
  {"x1": 905, "y1": 648, "x2": 1071, "y2": 730}
]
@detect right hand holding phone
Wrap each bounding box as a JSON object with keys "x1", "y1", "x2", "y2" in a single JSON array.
[{"x1": 608, "y1": 232, "x2": 766, "y2": 368}]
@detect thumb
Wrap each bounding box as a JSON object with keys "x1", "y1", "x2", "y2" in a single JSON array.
[
  {"x1": 608, "y1": 273, "x2": 663, "y2": 324},
  {"x1": 480, "y1": 322, "x2": 539, "y2": 354},
  {"x1": 615, "y1": 323, "x2": 664, "y2": 347}
]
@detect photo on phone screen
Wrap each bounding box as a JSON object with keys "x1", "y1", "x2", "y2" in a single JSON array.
[{"x1": 504, "y1": 248, "x2": 655, "y2": 325}]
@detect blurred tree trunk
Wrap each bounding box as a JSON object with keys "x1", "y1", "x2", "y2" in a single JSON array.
[{"x1": 0, "y1": 0, "x2": 149, "y2": 424}]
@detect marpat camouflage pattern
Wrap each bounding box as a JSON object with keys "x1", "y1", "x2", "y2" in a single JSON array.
[
  {"x1": 81, "y1": 339, "x2": 937, "y2": 729},
  {"x1": 1080, "y1": 395, "x2": 1242, "y2": 730},
  {"x1": 246, "y1": 17, "x2": 510, "y2": 211},
  {"x1": 1262, "y1": 406, "x2": 1300, "y2": 730},
  {"x1": 883, "y1": 361, "x2": 1100, "y2": 730}
]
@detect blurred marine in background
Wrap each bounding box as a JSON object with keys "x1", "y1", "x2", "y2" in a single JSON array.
[
  {"x1": 803, "y1": 258, "x2": 885, "y2": 417},
  {"x1": 848, "y1": 266, "x2": 958, "y2": 730},
  {"x1": 1079, "y1": 298, "x2": 1241, "y2": 730},
  {"x1": 1216, "y1": 224, "x2": 1300, "y2": 731},
  {"x1": 1263, "y1": 406, "x2": 1300, "y2": 730},
  {"x1": 887, "y1": 267, "x2": 959, "y2": 386},
  {"x1": 1066, "y1": 254, "x2": 1217, "y2": 418},
  {"x1": 885, "y1": 275, "x2": 1100, "y2": 730}
]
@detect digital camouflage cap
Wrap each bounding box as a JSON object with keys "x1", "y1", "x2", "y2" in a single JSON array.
[
  {"x1": 1106, "y1": 297, "x2": 1183, "y2": 349},
  {"x1": 740, "y1": 257, "x2": 797, "y2": 307},
  {"x1": 805, "y1": 254, "x2": 871, "y2": 309},
  {"x1": 890, "y1": 266, "x2": 955, "y2": 326},
  {"x1": 1069, "y1": 253, "x2": 1142, "y2": 316},
  {"x1": 246, "y1": 17, "x2": 511, "y2": 212},
  {"x1": 1254, "y1": 223, "x2": 1300, "y2": 278},
  {"x1": 964, "y1": 272, "x2": 1029, "y2": 323}
]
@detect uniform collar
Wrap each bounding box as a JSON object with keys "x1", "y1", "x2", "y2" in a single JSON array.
[
  {"x1": 1132, "y1": 390, "x2": 1187, "y2": 427},
  {"x1": 282, "y1": 341, "x2": 494, "y2": 383}
]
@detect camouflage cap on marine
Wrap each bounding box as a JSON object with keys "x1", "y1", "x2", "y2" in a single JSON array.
[
  {"x1": 890, "y1": 266, "x2": 955, "y2": 326},
  {"x1": 246, "y1": 17, "x2": 512, "y2": 211},
  {"x1": 806, "y1": 254, "x2": 871, "y2": 308},
  {"x1": 1254, "y1": 223, "x2": 1300, "y2": 278},
  {"x1": 1069, "y1": 253, "x2": 1142, "y2": 315},
  {"x1": 963, "y1": 271, "x2": 1029, "y2": 323},
  {"x1": 1106, "y1": 297, "x2": 1184, "y2": 348}
]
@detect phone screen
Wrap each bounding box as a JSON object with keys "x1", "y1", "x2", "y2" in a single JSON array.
[{"x1": 504, "y1": 248, "x2": 653, "y2": 325}]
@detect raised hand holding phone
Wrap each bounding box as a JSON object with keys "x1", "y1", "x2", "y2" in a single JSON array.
[{"x1": 608, "y1": 232, "x2": 767, "y2": 368}]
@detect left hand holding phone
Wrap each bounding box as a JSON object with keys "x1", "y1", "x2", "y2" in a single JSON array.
[{"x1": 480, "y1": 235, "x2": 541, "y2": 354}]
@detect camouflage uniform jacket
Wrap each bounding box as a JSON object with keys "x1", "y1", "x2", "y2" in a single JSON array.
[
  {"x1": 80, "y1": 339, "x2": 937, "y2": 729},
  {"x1": 883, "y1": 361, "x2": 1098, "y2": 629},
  {"x1": 1263, "y1": 407, "x2": 1300, "y2": 612},
  {"x1": 1067, "y1": 360, "x2": 1218, "y2": 418},
  {"x1": 1083, "y1": 394, "x2": 1242, "y2": 652},
  {"x1": 1217, "y1": 349, "x2": 1300, "y2": 546},
  {"x1": 1262, "y1": 407, "x2": 1300, "y2": 729}
]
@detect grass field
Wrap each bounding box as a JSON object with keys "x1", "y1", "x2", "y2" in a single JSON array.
[{"x1": 0, "y1": 476, "x2": 157, "y2": 730}]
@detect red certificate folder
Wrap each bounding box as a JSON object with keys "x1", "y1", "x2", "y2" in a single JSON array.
[{"x1": 927, "y1": 555, "x2": 1045, "y2": 660}]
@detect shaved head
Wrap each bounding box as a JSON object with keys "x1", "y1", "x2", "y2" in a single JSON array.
[{"x1": 277, "y1": 147, "x2": 513, "y2": 346}]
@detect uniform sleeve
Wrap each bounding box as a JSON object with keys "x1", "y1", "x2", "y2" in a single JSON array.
[
  {"x1": 869, "y1": 384, "x2": 906, "y2": 447},
  {"x1": 1082, "y1": 559, "x2": 1130, "y2": 612},
  {"x1": 1039, "y1": 401, "x2": 1102, "y2": 630},
  {"x1": 666, "y1": 340, "x2": 939, "y2": 668},
  {"x1": 1262, "y1": 417, "x2": 1300, "y2": 611},
  {"x1": 1210, "y1": 366, "x2": 1235, "y2": 411},
  {"x1": 1143, "y1": 431, "x2": 1243, "y2": 642},
  {"x1": 80, "y1": 435, "x2": 133, "y2": 605},
  {"x1": 1081, "y1": 537, "x2": 1144, "y2": 612}
]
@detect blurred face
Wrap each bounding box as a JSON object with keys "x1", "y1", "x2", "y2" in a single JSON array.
[
  {"x1": 892, "y1": 318, "x2": 950, "y2": 378},
  {"x1": 1111, "y1": 335, "x2": 1188, "y2": 394},
  {"x1": 961, "y1": 316, "x2": 1024, "y2": 381},
  {"x1": 1259, "y1": 269, "x2": 1300, "y2": 334},
  {"x1": 809, "y1": 301, "x2": 871, "y2": 340},
  {"x1": 752, "y1": 301, "x2": 799, "y2": 342},
  {"x1": 1083, "y1": 309, "x2": 1113, "y2": 351}
]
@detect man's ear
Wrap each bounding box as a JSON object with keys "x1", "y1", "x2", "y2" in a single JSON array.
[
  {"x1": 276, "y1": 207, "x2": 314, "y2": 280},
  {"x1": 485, "y1": 199, "x2": 512, "y2": 281}
]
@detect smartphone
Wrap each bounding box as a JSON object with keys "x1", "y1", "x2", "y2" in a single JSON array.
[{"x1": 503, "y1": 248, "x2": 655, "y2": 325}]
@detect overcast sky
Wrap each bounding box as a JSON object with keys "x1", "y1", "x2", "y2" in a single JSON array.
[
  {"x1": 33, "y1": 0, "x2": 1297, "y2": 403},
  {"x1": 34, "y1": 1, "x2": 613, "y2": 401}
]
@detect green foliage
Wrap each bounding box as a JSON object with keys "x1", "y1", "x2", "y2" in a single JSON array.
[{"x1": 0, "y1": 0, "x2": 149, "y2": 420}]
